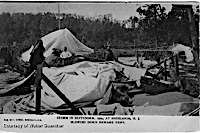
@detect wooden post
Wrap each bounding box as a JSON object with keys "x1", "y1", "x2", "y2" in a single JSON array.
[
  {"x1": 174, "y1": 54, "x2": 179, "y2": 76},
  {"x1": 186, "y1": 5, "x2": 199, "y2": 58},
  {"x1": 58, "y1": 3, "x2": 60, "y2": 29},
  {"x1": 147, "y1": 55, "x2": 174, "y2": 71},
  {"x1": 136, "y1": 50, "x2": 139, "y2": 63},
  {"x1": 42, "y1": 73, "x2": 82, "y2": 115},
  {"x1": 164, "y1": 60, "x2": 167, "y2": 81},
  {"x1": 35, "y1": 64, "x2": 43, "y2": 114}
]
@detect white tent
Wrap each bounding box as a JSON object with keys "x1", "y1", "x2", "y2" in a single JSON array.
[
  {"x1": 170, "y1": 43, "x2": 194, "y2": 62},
  {"x1": 21, "y1": 28, "x2": 94, "y2": 62}
]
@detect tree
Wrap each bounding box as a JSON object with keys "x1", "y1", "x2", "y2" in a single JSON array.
[
  {"x1": 136, "y1": 4, "x2": 167, "y2": 48},
  {"x1": 0, "y1": 13, "x2": 13, "y2": 45},
  {"x1": 166, "y1": 5, "x2": 191, "y2": 45},
  {"x1": 40, "y1": 12, "x2": 58, "y2": 36},
  {"x1": 185, "y1": 5, "x2": 199, "y2": 59}
]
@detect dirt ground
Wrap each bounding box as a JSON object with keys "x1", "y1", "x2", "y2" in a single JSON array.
[
  {"x1": 0, "y1": 70, "x2": 21, "y2": 88},
  {"x1": 0, "y1": 69, "x2": 22, "y2": 113}
]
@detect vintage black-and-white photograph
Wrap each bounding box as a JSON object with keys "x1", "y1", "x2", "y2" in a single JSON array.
[{"x1": 0, "y1": 1, "x2": 199, "y2": 116}]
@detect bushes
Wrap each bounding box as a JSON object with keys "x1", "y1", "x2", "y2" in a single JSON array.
[
  {"x1": 86, "y1": 48, "x2": 172, "y2": 61},
  {"x1": 112, "y1": 49, "x2": 136, "y2": 57}
]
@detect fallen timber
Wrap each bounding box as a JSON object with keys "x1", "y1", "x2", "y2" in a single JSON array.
[
  {"x1": 136, "y1": 49, "x2": 172, "y2": 52},
  {"x1": 117, "y1": 52, "x2": 179, "y2": 82},
  {"x1": 146, "y1": 55, "x2": 175, "y2": 71},
  {"x1": 145, "y1": 54, "x2": 179, "y2": 81}
]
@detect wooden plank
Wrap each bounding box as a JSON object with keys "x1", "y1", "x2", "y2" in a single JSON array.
[
  {"x1": 164, "y1": 60, "x2": 167, "y2": 81},
  {"x1": 186, "y1": 107, "x2": 200, "y2": 116},
  {"x1": 179, "y1": 62, "x2": 195, "y2": 66},
  {"x1": 147, "y1": 55, "x2": 175, "y2": 71},
  {"x1": 145, "y1": 71, "x2": 161, "y2": 80},
  {"x1": 136, "y1": 49, "x2": 172, "y2": 52},
  {"x1": 136, "y1": 50, "x2": 139, "y2": 62},
  {"x1": 140, "y1": 76, "x2": 171, "y2": 87},
  {"x1": 34, "y1": 64, "x2": 43, "y2": 114},
  {"x1": 154, "y1": 67, "x2": 164, "y2": 79},
  {"x1": 174, "y1": 54, "x2": 179, "y2": 76},
  {"x1": 42, "y1": 73, "x2": 82, "y2": 115},
  {"x1": 128, "y1": 89, "x2": 144, "y2": 94}
]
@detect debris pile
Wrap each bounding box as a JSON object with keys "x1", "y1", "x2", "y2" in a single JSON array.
[{"x1": 0, "y1": 29, "x2": 199, "y2": 116}]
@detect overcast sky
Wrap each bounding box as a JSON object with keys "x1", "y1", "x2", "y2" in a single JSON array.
[{"x1": 0, "y1": 2, "x2": 196, "y2": 21}]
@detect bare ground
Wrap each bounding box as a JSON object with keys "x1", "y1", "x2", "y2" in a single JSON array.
[{"x1": 0, "y1": 69, "x2": 22, "y2": 113}]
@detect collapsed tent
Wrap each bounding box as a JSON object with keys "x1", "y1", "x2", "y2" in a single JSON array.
[
  {"x1": 2, "y1": 61, "x2": 147, "y2": 114},
  {"x1": 2, "y1": 60, "x2": 199, "y2": 115},
  {"x1": 21, "y1": 28, "x2": 94, "y2": 63}
]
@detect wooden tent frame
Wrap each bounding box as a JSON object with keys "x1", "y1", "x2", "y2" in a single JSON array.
[{"x1": 135, "y1": 50, "x2": 179, "y2": 81}]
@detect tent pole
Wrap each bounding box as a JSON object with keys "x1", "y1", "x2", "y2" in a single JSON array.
[
  {"x1": 35, "y1": 64, "x2": 43, "y2": 114},
  {"x1": 42, "y1": 73, "x2": 82, "y2": 115},
  {"x1": 147, "y1": 55, "x2": 174, "y2": 71},
  {"x1": 175, "y1": 54, "x2": 179, "y2": 76},
  {"x1": 136, "y1": 50, "x2": 139, "y2": 63},
  {"x1": 58, "y1": 3, "x2": 60, "y2": 29},
  {"x1": 164, "y1": 60, "x2": 167, "y2": 81}
]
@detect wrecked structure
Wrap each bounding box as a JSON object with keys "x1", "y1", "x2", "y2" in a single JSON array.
[{"x1": 0, "y1": 28, "x2": 199, "y2": 116}]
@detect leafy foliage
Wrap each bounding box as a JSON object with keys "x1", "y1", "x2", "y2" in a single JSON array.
[{"x1": 0, "y1": 4, "x2": 198, "y2": 53}]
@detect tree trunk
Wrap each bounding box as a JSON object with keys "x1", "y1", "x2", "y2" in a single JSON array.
[
  {"x1": 186, "y1": 5, "x2": 199, "y2": 61},
  {"x1": 186, "y1": 5, "x2": 199, "y2": 82}
]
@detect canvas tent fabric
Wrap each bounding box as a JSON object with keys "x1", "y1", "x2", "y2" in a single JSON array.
[
  {"x1": 170, "y1": 44, "x2": 194, "y2": 62},
  {"x1": 2, "y1": 61, "x2": 198, "y2": 115},
  {"x1": 2, "y1": 61, "x2": 147, "y2": 114},
  {"x1": 21, "y1": 28, "x2": 94, "y2": 63}
]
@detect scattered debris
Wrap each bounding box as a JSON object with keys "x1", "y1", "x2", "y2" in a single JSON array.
[{"x1": 0, "y1": 29, "x2": 198, "y2": 115}]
